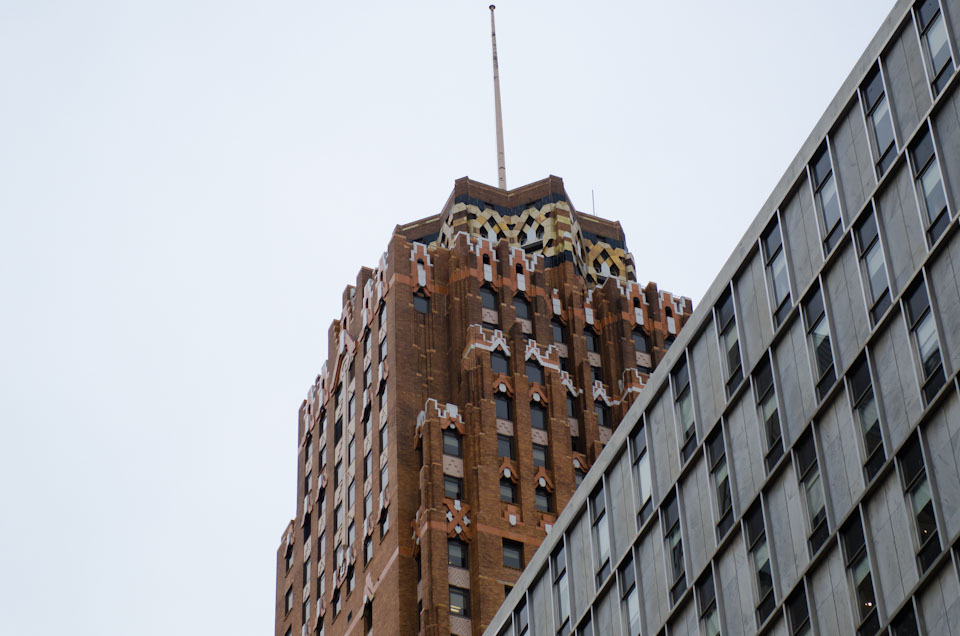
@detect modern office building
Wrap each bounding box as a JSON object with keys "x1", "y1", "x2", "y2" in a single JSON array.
[
  {"x1": 274, "y1": 176, "x2": 693, "y2": 636},
  {"x1": 484, "y1": 0, "x2": 960, "y2": 635}
]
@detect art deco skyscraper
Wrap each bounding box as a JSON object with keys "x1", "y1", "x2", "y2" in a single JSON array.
[{"x1": 275, "y1": 175, "x2": 693, "y2": 636}]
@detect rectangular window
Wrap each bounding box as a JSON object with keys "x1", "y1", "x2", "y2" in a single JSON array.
[
  {"x1": 631, "y1": 422, "x2": 653, "y2": 525},
  {"x1": 348, "y1": 436, "x2": 356, "y2": 465},
  {"x1": 697, "y1": 570, "x2": 720, "y2": 636},
  {"x1": 497, "y1": 434, "x2": 515, "y2": 459},
  {"x1": 662, "y1": 492, "x2": 686, "y2": 604},
  {"x1": 905, "y1": 278, "x2": 946, "y2": 402},
  {"x1": 449, "y1": 586, "x2": 470, "y2": 618},
  {"x1": 915, "y1": 0, "x2": 955, "y2": 94},
  {"x1": 585, "y1": 330, "x2": 599, "y2": 353},
  {"x1": 860, "y1": 64, "x2": 897, "y2": 176},
  {"x1": 804, "y1": 286, "x2": 836, "y2": 401},
  {"x1": 525, "y1": 361, "x2": 544, "y2": 385},
  {"x1": 379, "y1": 423, "x2": 388, "y2": 452},
  {"x1": 442, "y1": 429, "x2": 462, "y2": 457},
  {"x1": 535, "y1": 486, "x2": 553, "y2": 513},
  {"x1": 795, "y1": 431, "x2": 829, "y2": 553},
  {"x1": 552, "y1": 319, "x2": 567, "y2": 343},
  {"x1": 594, "y1": 401, "x2": 610, "y2": 428},
  {"x1": 591, "y1": 485, "x2": 611, "y2": 585},
  {"x1": 448, "y1": 537, "x2": 468, "y2": 568},
  {"x1": 707, "y1": 429, "x2": 734, "y2": 540},
  {"x1": 364, "y1": 449, "x2": 372, "y2": 482},
  {"x1": 899, "y1": 435, "x2": 941, "y2": 572},
  {"x1": 491, "y1": 351, "x2": 509, "y2": 375},
  {"x1": 745, "y1": 502, "x2": 775, "y2": 624},
  {"x1": 364, "y1": 491, "x2": 372, "y2": 520},
  {"x1": 673, "y1": 359, "x2": 697, "y2": 462},
  {"x1": 754, "y1": 356, "x2": 784, "y2": 470},
  {"x1": 530, "y1": 403, "x2": 547, "y2": 430},
  {"x1": 910, "y1": 128, "x2": 950, "y2": 243},
  {"x1": 762, "y1": 216, "x2": 792, "y2": 326},
  {"x1": 849, "y1": 356, "x2": 885, "y2": 480},
  {"x1": 444, "y1": 475, "x2": 464, "y2": 500},
  {"x1": 500, "y1": 478, "x2": 517, "y2": 504},
  {"x1": 892, "y1": 604, "x2": 921, "y2": 636},
  {"x1": 811, "y1": 143, "x2": 843, "y2": 253},
  {"x1": 841, "y1": 513, "x2": 879, "y2": 636},
  {"x1": 716, "y1": 288, "x2": 743, "y2": 394},
  {"x1": 334, "y1": 460, "x2": 343, "y2": 487},
  {"x1": 503, "y1": 539, "x2": 524, "y2": 569},
  {"x1": 347, "y1": 479, "x2": 355, "y2": 511},
  {"x1": 379, "y1": 338, "x2": 387, "y2": 362},
  {"x1": 335, "y1": 502, "x2": 343, "y2": 531},
  {"x1": 495, "y1": 394, "x2": 513, "y2": 421},
  {"x1": 532, "y1": 443, "x2": 549, "y2": 468},
  {"x1": 620, "y1": 557, "x2": 640, "y2": 636},
  {"x1": 854, "y1": 208, "x2": 892, "y2": 324},
  {"x1": 786, "y1": 584, "x2": 812, "y2": 636},
  {"x1": 553, "y1": 545, "x2": 570, "y2": 633},
  {"x1": 380, "y1": 463, "x2": 389, "y2": 492}
]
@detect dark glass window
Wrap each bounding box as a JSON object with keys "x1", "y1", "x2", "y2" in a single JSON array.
[
  {"x1": 491, "y1": 351, "x2": 509, "y2": 375},
  {"x1": 442, "y1": 429, "x2": 462, "y2": 457},
  {"x1": 841, "y1": 514, "x2": 879, "y2": 636},
  {"x1": 905, "y1": 278, "x2": 945, "y2": 402},
  {"x1": 855, "y1": 209, "x2": 891, "y2": 323},
  {"x1": 861, "y1": 64, "x2": 897, "y2": 175},
  {"x1": 530, "y1": 402, "x2": 547, "y2": 430},
  {"x1": 448, "y1": 538, "x2": 468, "y2": 568},
  {"x1": 525, "y1": 361, "x2": 544, "y2": 385},
  {"x1": 594, "y1": 401, "x2": 610, "y2": 428},
  {"x1": 849, "y1": 356, "x2": 885, "y2": 480},
  {"x1": 796, "y1": 431, "x2": 829, "y2": 553},
  {"x1": 716, "y1": 288, "x2": 743, "y2": 394},
  {"x1": 786, "y1": 584, "x2": 812, "y2": 636},
  {"x1": 413, "y1": 293, "x2": 429, "y2": 314},
  {"x1": 513, "y1": 296, "x2": 531, "y2": 320},
  {"x1": 449, "y1": 586, "x2": 470, "y2": 618},
  {"x1": 754, "y1": 356, "x2": 783, "y2": 470},
  {"x1": 745, "y1": 503, "x2": 775, "y2": 623},
  {"x1": 503, "y1": 539, "x2": 523, "y2": 569},
  {"x1": 585, "y1": 330, "x2": 598, "y2": 353},
  {"x1": 697, "y1": 570, "x2": 720, "y2": 636},
  {"x1": 480, "y1": 286, "x2": 497, "y2": 310},
  {"x1": 804, "y1": 286, "x2": 836, "y2": 400},
  {"x1": 535, "y1": 486, "x2": 553, "y2": 512},
  {"x1": 632, "y1": 422, "x2": 653, "y2": 524},
  {"x1": 497, "y1": 434, "x2": 515, "y2": 459},
  {"x1": 663, "y1": 492, "x2": 686, "y2": 604},
  {"x1": 910, "y1": 129, "x2": 949, "y2": 243},
  {"x1": 552, "y1": 319, "x2": 566, "y2": 343},
  {"x1": 499, "y1": 478, "x2": 517, "y2": 504},
  {"x1": 811, "y1": 144, "x2": 843, "y2": 253},
  {"x1": 915, "y1": 0, "x2": 954, "y2": 94},
  {"x1": 674, "y1": 360, "x2": 697, "y2": 461},
  {"x1": 891, "y1": 604, "x2": 920, "y2": 636},
  {"x1": 444, "y1": 475, "x2": 464, "y2": 500},
  {"x1": 532, "y1": 443, "x2": 549, "y2": 468},
  {"x1": 591, "y1": 486, "x2": 611, "y2": 585},
  {"x1": 899, "y1": 435, "x2": 941, "y2": 572},
  {"x1": 762, "y1": 217, "x2": 792, "y2": 325},
  {"x1": 495, "y1": 394, "x2": 512, "y2": 420},
  {"x1": 707, "y1": 429, "x2": 733, "y2": 540},
  {"x1": 632, "y1": 329, "x2": 650, "y2": 353}
]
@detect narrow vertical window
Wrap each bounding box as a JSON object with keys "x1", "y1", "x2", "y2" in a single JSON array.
[
  {"x1": 754, "y1": 356, "x2": 783, "y2": 470},
  {"x1": 514, "y1": 599, "x2": 529, "y2": 635},
  {"x1": 811, "y1": 143, "x2": 843, "y2": 254},
  {"x1": 503, "y1": 539, "x2": 524, "y2": 569},
  {"x1": 495, "y1": 393, "x2": 513, "y2": 421},
  {"x1": 915, "y1": 0, "x2": 955, "y2": 94},
  {"x1": 594, "y1": 401, "x2": 610, "y2": 429},
  {"x1": 553, "y1": 545, "x2": 571, "y2": 634},
  {"x1": 553, "y1": 319, "x2": 567, "y2": 344},
  {"x1": 530, "y1": 402, "x2": 547, "y2": 430},
  {"x1": 449, "y1": 586, "x2": 470, "y2": 618},
  {"x1": 841, "y1": 513, "x2": 879, "y2": 636},
  {"x1": 697, "y1": 570, "x2": 720, "y2": 636},
  {"x1": 513, "y1": 295, "x2": 531, "y2": 320},
  {"x1": 848, "y1": 356, "x2": 885, "y2": 480},
  {"x1": 491, "y1": 351, "x2": 509, "y2": 375},
  {"x1": 762, "y1": 216, "x2": 792, "y2": 325},
  {"x1": 497, "y1": 433, "x2": 516, "y2": 460},
  {"x1": 804, "y1": 285, "x2": 836, "y2": 400},
  {"x1": 905, "y1": 278, "x2": 946, "y2": 402},
  {"x1": 673, "y1": 359, "x2": 697, "y2": 462},
  {"x1": 662, "y1": 491, "x2": 686, "y2": 604},
  {"x1": 786, "y1": 583, "x2": 812, "y2": 636},
  {"x1": 860, "y1": 64, "x2": 897, "y2": 176},
  {"x1": 910, "y1": 128, "x2": 950, "y2": 243},
  {"x1": 745, "y1": 502, "x2": 775, "y2": 624},
  {"x1": 499, "y1": 478, "x2": 517, "y2": 504},
  {"x1": 535, "y1": 486, "x2": 553, "y2": 512},
  {"x1": 631, "y1": 422, "x2": 653, "y2": 525},
  {"x1": 532, "y1": 443, "x2": 549, "y2": 468},
  {"x1": 707, "y1": 428, "x2": 734, "y2": 540},
  {"x1": 591, "y1": 485, "x2": 611, "y2": 585},
  {"x1": 795, "y1": 430, "x2": 828, "y2": 553},
  {"x1": 525, "y1": 361, "x2": 544, "y2": 385},
  {"x1": 716, "y1": 288, "x2": 743, "y2": 394},
  {"x1": 585, "y1": 330, "x2": 599, "y2": 353},
  {"x1": 891, "y1": 603, "x2": 921, "y2": 636},
  {"x1": 854, "y1": 207, "x2": 891, "y2": 323},
  {"x1": 480, "y1": 285, "x2": 497, "y2": 310},
  {"x1": 899, "y1": 435, "x2": 941, "y2": 572},
  {"x1": 619, "y1": 557, "x2": 641, "y2": 636},
  {"x1": 442, "y1": 429, "x2": 462, "y2": 457}
]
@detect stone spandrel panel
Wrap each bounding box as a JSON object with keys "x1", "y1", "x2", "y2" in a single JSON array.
[
  {"x1": 648, "y1": 393, "x2": 679, "y2": 502},
  {"x1": 680, "y1": 455, "x2": 713, "y2": 576},
  {"x1": 923, "y1": 388, "x2": 960, "y2": 538},
  {"x1": 818, "y1": 390, "x2": 866, "y2": 523},
  {"x1": 866, "y1": 470, "x2": 920, "y2": 611},
  {"x1": 831, "y1": 99, "x2": 875, "y2": 223},
  {"x1": 607, "y1": 454, "x2": 633, "y2": 561},
  {"x1": 871, "y1": 316, "x2": 924, "y2": 450},
  {"x1": 930, "y1": 233, "x2": 960, "y2": 373},
  {"x1": 690, "y1": 326, "x2": 723, "y2": 429},
  {"x1": 883, "y1": 19, "x2": 933, "y2": 141},
  {"x1": 725, "y1": 390, "x2": 766, "y2": 511},
  {"x1": 775, "y1": 318, "x2": 818, "y2": 448},
  {"x1": 716, "y1": 539, "x2": 756, "y2": 636},
  {"x1": 638, "y1": 526, "x2": 669, "y2": 632},
  {"x1": 667, "y1": 592, "x2": 698, "y2": 636},
  {"x1": 734, "y1": 251, "x2": 775, "y2": 372},
  {"x1": 781, "y1": 180, "x2": 822, "y2": 291},
  {"x1": 934, "y1": 86, "x2": 960, "y2": 213},
  {"x1": 530, "y1": 574, "x2": 551, "y2": 636},
  {"x1": 823, "y1": 241, "x2": 872, "y2": 371},
  {"x1": 593, "y1": 585, "x2": 617, "y2": 636},
  {"x1": 764, "y1": 461, "x2": 810, "y2": 595},
  {"x1": 919, "y1": 554, "x2": 960, "y2": 636},
  {"x1": 808, "y1": 543, "x2": 856, "y2": 635},
  {"x1": 877, "y1": 162, "x2": 927, "y2": 296},
  {"x1": 568, "y1": 513, "x2": 591, "y2": 623}
]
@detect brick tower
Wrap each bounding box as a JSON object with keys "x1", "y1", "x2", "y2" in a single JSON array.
[{"x1": 275, "y1": 175, "x2": 693, "y2": 636}]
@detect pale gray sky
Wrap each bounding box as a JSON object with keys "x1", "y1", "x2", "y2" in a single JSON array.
[{"x1": 0, "y1": 1, "x2": 895, "y2": 634}]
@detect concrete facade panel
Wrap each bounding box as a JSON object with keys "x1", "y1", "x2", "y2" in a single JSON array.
[
  {"x1": 594, "y1": 587, "x2": 618, "y2": 636},
  {"x1": 924, "y1": 389, "x2": 960, "y2": 538},
  {"x1": 690, "y1": 327, "x2": 723, "y2": 433},
  {"x1": 608, "y1": 456, "x2": 632, "y2": 562},
  {"x1": 825, "y1": 242, "x2": 872, "y2": 371},
  {"x1": 639, "y1": 532, "x2": 668, "y2": 633},
  {"x1": 918, "y1": 560, "x2": 960, "y2": 636},
  {"x1": 775, "y1": 320, "x2": 817, "y2": 448},
  {"x1": 866, "y1": 471, "x2": 919, "y2": 612},
  {"x1": 765, "y1": 464, "x2": 808, "y2": 595},
  {"x1": 809, "y1": 545, "x2": 855, "y2": 636},
  {"x1": 930, "y1": 231, "x2": 960, "y2": 373},
  {"x1": 726, "y1": 394, "x2": 762, "y2": 513},
  {"x1": 819, "y1": 392, "x2": 865, "y2": 524},
  {"x1": 530, "y1": 574, "x2": 551, "y2": 636},
  {"x1": 872, "y1": 318, "x2": 918, "y2": 450},
  {"x1": 716, "y1": 542, "x2": 754, "y2": 636},
  {"x1": 877, "y1": 161, "x2": 926, "y2": 296},
  {"x1": 782, "y1": 183, "x2": 823, "y2": 288},
  {"x1": 934, "y1": 86, "x2": 960, "y2": 213},
  {"x1": 680, "y1": 459, "x2": 710, "y2": 577},
  {"x1": 832, "y1": 101, "x2": 874, "y2": 222},
  {"x1": 884, "y1": 21, "x2": 931, "y2": 140},
  {"x1": 649, "y1": 395, "x2": 679, "y2": 506},
  {"x1": 734, "y1": 252, "x2": 774, "y2": 373},
  {"x1": 569, "y1": 514, "x2": 591, "y2": 622}
]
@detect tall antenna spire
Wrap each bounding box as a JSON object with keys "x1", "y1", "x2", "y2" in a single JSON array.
[{"x1": 489, "y1": 5, "x2": 507, "y2": 190}]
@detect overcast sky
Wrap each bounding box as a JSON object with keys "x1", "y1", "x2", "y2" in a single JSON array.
[{"x1": 0, "y1": 1, "x2": 897, "y2": 634}]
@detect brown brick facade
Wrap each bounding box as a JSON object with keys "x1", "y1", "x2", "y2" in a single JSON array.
[{"x1": 275, "y1": 176, "x2": 692, "y2": 636}]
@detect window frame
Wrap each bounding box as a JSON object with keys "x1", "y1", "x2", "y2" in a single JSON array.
[
  {"x1": 809, "y1": 141, "x2": 844, "y2": 255},
  {"x1": 858, "y1": 62, "x2": 898, "y2": 177},
  {"x1": 762, "y1": 215, "x2": 793, "y2": 326}
]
